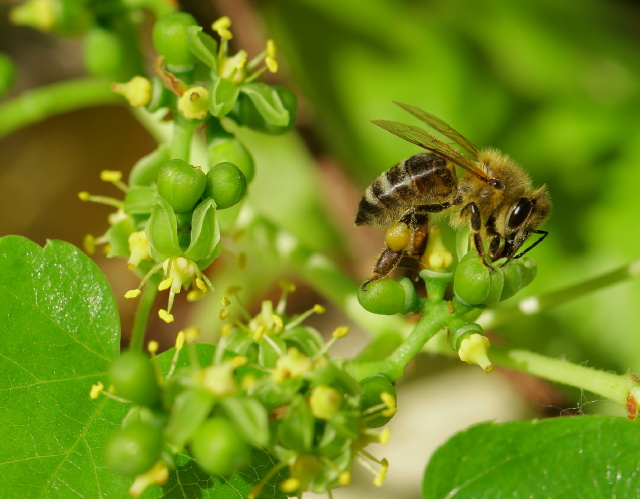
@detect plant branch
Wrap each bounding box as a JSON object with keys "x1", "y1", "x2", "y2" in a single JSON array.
[
  {"x1": 479, "y1": 259, "x2": 640, "y2": 329},
  {"x1": 0, "y1": 78, "x2": 121, "y2": 138}
]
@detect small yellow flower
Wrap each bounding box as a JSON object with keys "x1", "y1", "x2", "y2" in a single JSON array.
[
  {"x1": 458, "y1": 333, "x2": 494, "y2": 373},
  {"x1": 177, "y1": 86, "x2": 209, "y2": 120},
  {"x1": 158, "y1": 309, "x2": 174, "y2": 323},
  {"x1": 125, "y1": 289, "x2": 142, "y2": 299},
  {"x1": 111, "y1": 76, "x2": 152, "y2": 108}
]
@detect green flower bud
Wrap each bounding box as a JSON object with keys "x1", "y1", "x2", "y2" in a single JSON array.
[
  {"x1": 108, "y1": 350, "x2": 160, "y2": 407},
  {"x1": 152, "y1": 12, "x2": 198, "y2": 72},
  {"x1": 357, "y1": 278, "x2": 406, "y2": 315},
  {"x1": 105, "y1": 421, "x2": 162, "y2": 478},
  {"x1": 190, "y1": 418, "x2": 249, "y2": 476},
  {"x1": 204, "y1": 161, "x2": 247, "y2": 210},
  {"x1": 359, "y1": 373, "x2": 397, "y2": 428},
  {"x1": 207, "y1": 135, "x2": 255, "y2": 183},
  {"x1": 453, "y1": 252, "x2": 504, "y2": 307},
  {"x1": 157, "y1": 159, "x2": 206, "y2": 214},
  {"x1": 83, "y1": 27, "x2": 125, "y2": 78}
]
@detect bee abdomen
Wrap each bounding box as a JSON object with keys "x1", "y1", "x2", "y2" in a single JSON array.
[{"x1": 355, "y1": 153, "x2": 453, "y2": 226}]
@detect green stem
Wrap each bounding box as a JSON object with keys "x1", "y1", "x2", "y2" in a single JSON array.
[
  {"x1": 489, "y1": 345, "x2": 639, "y2": 414},
  {"x1": 480, "y1": 259, "x2": 640, "y2": 329},
  {"x1": 0, "y1": 78, "x2": 121, "y2": 138},
  {"x1": 128, "y1": 274, "x2": 160, "y2": 351},
  {"x1": 171, "y1": 117, "x2": 198, "y2": 161}
]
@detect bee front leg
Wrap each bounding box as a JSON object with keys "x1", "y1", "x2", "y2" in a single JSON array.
[{"x1": 461, "y1": 202, "x2": 494, "y2": 270}]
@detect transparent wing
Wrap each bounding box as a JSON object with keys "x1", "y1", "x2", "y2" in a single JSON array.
[
  {"x1": 393, "y1": 102, "x2": 479, "y2": 158},
  {"x1": 372, "y1": 119, "x2": 494, "y2": 183}
]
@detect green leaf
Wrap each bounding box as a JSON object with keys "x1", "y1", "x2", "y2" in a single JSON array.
[
  {"x1": 240, "y1": 82, "x2": 289, "y2": 127},
  {"x1": 220, "y1": 397, "x2": 270, "y2": 447},
  {"x1": 186, "y1": 26, "x2": 218, "y2": 71},
  {"x1": 422, "y1": 416, "x2": 640, "y2": 498},
  {"x1": 278, "y1": 394, "x2": 314, "y2": 453},
  {"x1": 146, "y1": 197, "x2": 181, "y2": 261},
  {"x1": 0, "y1": 236, "x2": 129, "y2": 497},
  {"x1": 184, "y1": 197, "x2": 220, "y2": 263},
  {"x1": 124, "y1": 186, "x2": 159, "y2": 215},
  {"x1": 208, "y1": 75, "x2": 239, "y2": 117}
]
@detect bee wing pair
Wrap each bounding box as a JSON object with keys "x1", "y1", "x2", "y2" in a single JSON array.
[{"x1": 372, "y1": 102, "x2": 497, "y2": 186}]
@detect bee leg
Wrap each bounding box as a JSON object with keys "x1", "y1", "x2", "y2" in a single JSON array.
[
  {"x1": 461, "y1": 202, "x2": 494, "y2": 270},
  {"x1": 361, "y1": 247, "x2": 404, "y2": 290},
  {"x1": 485, "y1": 214, "x2": 503, "y2": 260}
]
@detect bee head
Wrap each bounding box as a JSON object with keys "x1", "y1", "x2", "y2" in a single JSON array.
[{"x1": 501, "y1": 185, "x2": 551, "y2": 262}]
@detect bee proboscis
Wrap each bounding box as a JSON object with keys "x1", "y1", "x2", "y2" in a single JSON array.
[{"x1": 355, "y1": 102, "x2": 551, "y2": 289}]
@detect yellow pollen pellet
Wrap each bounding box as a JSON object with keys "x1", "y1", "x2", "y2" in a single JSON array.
[{"x1": 385, "y1": 222, "x2": 410, "y2": 252}]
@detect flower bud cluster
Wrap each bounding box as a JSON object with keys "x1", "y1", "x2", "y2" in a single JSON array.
[{"x1": 95, "y1": 290, "x2": 394, "y2": 497}]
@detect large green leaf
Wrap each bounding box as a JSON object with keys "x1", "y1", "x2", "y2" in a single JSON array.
[
  {"x1": 423, "y1": 416, "x2": 640, "y2": 498},
  {"x1": 0, "y1": 236, "x2": 128, "y2": 497}
]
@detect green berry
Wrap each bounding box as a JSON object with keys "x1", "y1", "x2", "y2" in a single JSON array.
[
  {"x1": 152, "y1": 12, "x2": 198, "y2": 71},
  {"x1": 454, "y1": 252, "x2": 504, "y2": 306},
  {"x1": 190, "y1": 418, "x2": 249, "y2": 476},
  {"x1": 207, "y1": 136, "x2": 255, "y2": 183},
  {"x1": 157, "y1": 159, "x2": 206, "y2": 213},
  {"x1": 359, "y1": 374, "x2": 397, "y2": 428},
  {"x1": 108, "y1": 350, "x2": 160, "y2": 407},
  {"x1": 105, "y1": 421, "x2": 162, "y2": 477},
  {"x1": 357, "y1": 278, "x2": 406, "y2": 315},
  {"x1": 204, "y1": 162, "x2": 247, "y2": 209},
  {"x1": 83, "y1": 27, "x2": 125, "y2": 78}
]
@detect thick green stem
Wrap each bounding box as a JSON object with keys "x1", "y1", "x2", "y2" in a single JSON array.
[
  {"x1": 0, "y1": 78, "x2": 121, "y2": 138},
  {"x1": 128, "y1": 274, "x2": 160, "y2": 351}
]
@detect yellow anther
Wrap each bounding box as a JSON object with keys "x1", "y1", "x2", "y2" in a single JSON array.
[
  {"x1": 220, "y1": 323, "x2": 233, "y2": 337},
  {"x1": 100, "y1": 170, "x2": 123, "y2": 182},
  {"x1": 266, "y1": 39, "x2": 277, "y2": 58},
  {"x1": 271, "y1": 314, "x2": 284, "y2": 330},
  {"x1": 175, "y1": 330, "x2": 186, "y2": 350},
  {"x1": 338, "y1": 471, "x2": 351, "y2": 486},
  {"x1": 147, "y1": 340, "x2": 159, "y2": 354},
  {"x1": 186, "y1": 289, "x2": 204, "y2": 302},
  {"x1": 378, "y1": 427, "x2": 391, "y2": 444},
  {"x1": 252, "y1": 324, "x2": 266, "y2": 342},
  {"x1": 219, "y1": 309, "x2": 230, "y2": 320},
  {"x1": 385, "y1": 222, "x2": 410, "y2": 252},
  {"x1": 278, "y1": 280, "x2": 296, "y2": 293},
  {"x1": 332, "y1": 326, "x2": 350, "y2": 339},
  {"x1": 124, "y1": 289, "x2": 141, "y2": 299},
  {"x1": 373, "y1": 458, "x2": 389, "y2": 487},
  {"x1": 212, "y1": 16, "x2": 233, "y2": 39},
  {"x1": 265, "y1": 55, "x2": 278, "y2": 73},
  {"x1": 279, "y1": 478, "x2": 300, "y2": 493},
  {"x1": 380, "y1": 391, "x2": 396, "y2": 410},
  {"x1": 89, "y1": 381, "x2": 104, "y2": 399},
  {"x1": 159, "y1": 309, "x2": 174, "y2": 323},
  {"x1": 225, "y1": 285, "x2": 242, "y2": 296},
  {"x1": 221, "y1": 296, "x2": 231, "y2": 306},
  {"x1": 195, "y1": 277, "x2": 207, "y2": 293},
  {"x1": 83, "y1": 234, "x2": 96, "y2": 255},
  {"x1": 313, "y1": 304, "x2": 326, "y2": 314},
  {"x1": 158, "y1": 277, "x2": 174, "y2": 291},
  {"x1": 78, "y1": 191, "x2": 91, "y2": 201}
]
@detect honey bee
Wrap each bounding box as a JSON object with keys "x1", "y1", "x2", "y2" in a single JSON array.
[{"x1": 356, "y1": 102, "x2": 551, "y2": 289}]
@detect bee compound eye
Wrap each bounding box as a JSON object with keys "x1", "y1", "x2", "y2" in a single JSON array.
[{"x1": 507, "y1": 198, "x2": 534, "y2": 229}]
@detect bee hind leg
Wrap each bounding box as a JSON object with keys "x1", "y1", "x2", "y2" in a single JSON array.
[{"x1": 361, "y1": 247, "x2": 404, "y2": 290}]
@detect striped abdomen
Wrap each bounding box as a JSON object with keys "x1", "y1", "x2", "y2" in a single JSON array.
[{"x1": 355, "y1": 153, "x2": 457, "y2": 226}]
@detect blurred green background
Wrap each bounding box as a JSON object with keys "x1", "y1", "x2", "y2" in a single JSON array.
[{"x1": 2, "y1": 0, "x2": 640, "y2": 496}]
